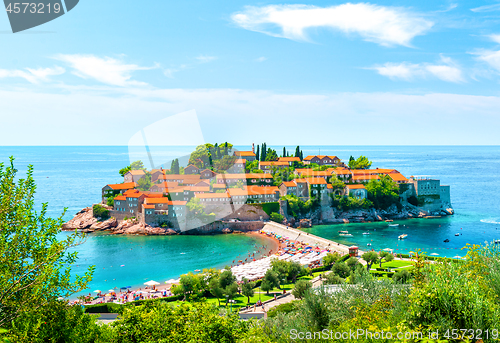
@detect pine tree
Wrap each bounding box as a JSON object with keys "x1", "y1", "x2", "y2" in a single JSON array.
[
  {"x1": 295, "y1": 146, "x2": 300, "y2": 158},
  {"x1": 300, "y1": 150, "x2": 303, "y2": 160},
  {"x1": 224, "y1": 142, "x2": 228, "y2": 156},
  {"x1": 260, "y1": 143, "x2": 266, "y2": 161},
  {"x1": 283, "y1": 147, "x2": 286, "y2": 158},
  {"x1": 256, "y1": 145, "x2": 260, "y2": 161}
]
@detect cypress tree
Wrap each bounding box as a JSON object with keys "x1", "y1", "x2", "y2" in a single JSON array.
[
  {"x1": 224, "y1": 142, "x2": 228, "y2": 156},
  {"x1": 300, "y1": 150, "x2": 303, "y2": 160},
  {"x1": 256, "y1": 145, "x2": 260, "y2": 162},
  {"x1": 283, "y1": 147, "x2": 286, "y2": 158},
  {"x1": 295, "y1": 146, "x2": 300, "y2": 157}
]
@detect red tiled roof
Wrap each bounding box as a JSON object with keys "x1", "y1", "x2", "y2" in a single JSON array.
[
  {"x1": 229, "y1": 186, "x2": 279, "y2": 196},
  {"x1": 212, "y1": 184, "x2": 227, "y2": 188},
  {"x1": 190, "y1": 186, "x2": 210, "y2": 192},
  {"x1": 386, "y1": 172, "x2": 408, "y2": 182},
  {"x1": 259, "y1": 161, "x2": 289, "y2": 166},
  {"x1": 305, "y1": 177, "x2": 327, "y2": 185},
  {"x1": 234, "y1": 151, "x2": 256, "y2": 157},
  {"x1": 298, "y1": 170, "x2": 332, "y2": 176},
  {"x1": 114, "y1": 195, "x2": 126, "y2": 201},
  {"x1": 106, "y1": 182, "x2": 137, "y2": 190},
  {"x1": 123, "y1": 189, "x2": 143, "y2": 198},
  {"x1": 127, "y1": 170, "x2": 146, "y2": 175},
  {"x1": 234, "y1": 159, "x2": 247, "y2": 164},
  {"x1": 195, "y1": 192, "x2": 231, "y2": 199},
  {"x1": 281, "y1": 181, "x2": 297, "y2": 187},
  {"x1": 294, "y1": 178, "x2": 308, "y2": 183},
  {"x1": 144, "y1": 198, "x2": 171, "y2": 204},
  {"x1": 143, "y1": 204, "x2": 155, "y2": 209}
]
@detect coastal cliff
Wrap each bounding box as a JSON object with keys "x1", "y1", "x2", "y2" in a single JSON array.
[
  {"x1": 281, "y1": 202, "x2": 454, "y2": 227},
  {"x1": 61, "y1": 207, "x2": 178, "y2": 235}
]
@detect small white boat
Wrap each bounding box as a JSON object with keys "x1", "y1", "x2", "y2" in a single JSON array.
[
  {"x1": 339, "y1": 233, "x2": 353, "y2": 237},
  {"x1": 455, "y1": 233, "x2": 460, "y2": 236},
  {"x1": 362, "y1": 232, "x2": 370, "y2": 235},
  {"x1": 389, "y1": 224, "x2": 400, "y2": 227},
  {"x1": 338, "y1": 230, "x2": 349, "y2": 234},
  {"x1": 367, "y1": 243, "x2": 371, "y2": 246},
  {"x1": 398, "y1": 234, "x2": 408, "y2": 240}
]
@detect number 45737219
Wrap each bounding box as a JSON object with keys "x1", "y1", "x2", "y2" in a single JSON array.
[{"x1": 5, "y1": 3, "x2": 61, "y2": 14}]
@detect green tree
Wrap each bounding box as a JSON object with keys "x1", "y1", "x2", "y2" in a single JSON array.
[
  {"x1": 208, "y1": 277, "x2": 224, "y2": 306},
  {"x1": 328, "y1": 176, "x2": 346, "y2": 194},
  {"x1": 265, "y1": 148, "x2": 278, "y2": 161},
  {"x1": 292, "y1": 279, "x2": 312, "y2": 299},
  {"x1": 270, "y1": 212, "x2": 284, "y2": 223},
  {"x1": 118, "y1": 165, "x2": 131, "y2": 177},
  {"x1": 136, "y1": 172, "x2": 152, "y2": 191},
  {"x1": 282, "y1": 147, "x2": 286, "y2": 157},
  {"x1": 255, "y1": 145, "x2": 260, "y2": 162},
  {"x1": 378, "y1": 251, "x2": 394, "y2": 268},
  {"x1": 130, "y1": 160, "x2": 146, "y2": 170},
  {"x1": 219, "y1": 268, "x2": 236, "y2": 289},
  {"x1": 365, "y1": 175, "x2": 400, "y2": 210},
  {"x1": 295, "y1": 146, "x2": 300, "y2": 158},
  {"x1": 260, "y1": 143, "x2": 267, "y2": 161},
  {"x1": 92, "y1": 204, "x2": 110, "y2": 220},
  {"x1": 224, "y1": 282, "x2": 239, "y2": 306},
  {"x1": 322, "y1": 252, "x2": 341, "y2": 267},
  {"x1": 0, "y1": 158, "x2": 94, "y2": 327},
  {"x1": 241, "y1": 278, "x2": 255, "y2": 305},
  {"x1": 332, "y1": 262, "x2": 350, "y2": 278},
  {"x1": 179, "y1": 274, "x2": 198, "y2": 301},
  {"x1": 324, "y1": 273, "x2": 344, "y2": 285},
  {"x1": 346, "y1": 257, "x2": 359, "y2": 271},
  {"x1": 170, "y1": 159, "x2": 180, "y2": 174},
  {"x1": 361, "y1": 251, "x2": 379, "y2": 272},
  {"x1": 261, "y1": 269, "x2": 280, "y2": 295},
  {"x1": 348, "y1": 155, "x2": 372, "y2": 169}
]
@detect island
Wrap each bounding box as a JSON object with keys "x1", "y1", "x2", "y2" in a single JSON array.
[{"x1": 62, "y1": 143, "x2": 454, "y2": 235}]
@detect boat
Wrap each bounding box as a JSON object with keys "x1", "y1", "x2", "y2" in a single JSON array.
[
  {"x1": 495, "y1": 240, "x2": 500, "y2": 244},
  {"x1": 385, "y1": 220, "x2": 393, "y2": 222},
  {"x1": 338, "y1": 231, "x2": 349, "y2": 234},
  {"x1": 398, "y1": 234, "x2": 408, "y2": 240},
  {"x1": 455, "y1": 233, "x2": 460, "y2": 236},
  {"x1": 367, "y1": 243, "x2": 371, "y2": 246},
  {"x1": 339, "y1": 233, "x2": 353, "y2": 237},
  {"x1": 362, "y1": 232, "x2": 370, "y2": 235},
  {"x1": 389, "y1": 224, "x2": 399, "y2": 227},
  {"x1": 444, "y1": 239, "x2": 450, "y2": 243}
]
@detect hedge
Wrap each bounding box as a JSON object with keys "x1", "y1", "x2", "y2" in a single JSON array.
[
  {"x1": 259, "y1": 202, "x2": 280, "y2": 216},
  {"x1": 85, "y1": 294, "x2": 184, "y2": 314}
]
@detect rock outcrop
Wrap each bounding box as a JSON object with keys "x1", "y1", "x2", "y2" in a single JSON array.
[{"x1": 61, "y1": 207, "x2": 98, "y2": 230}]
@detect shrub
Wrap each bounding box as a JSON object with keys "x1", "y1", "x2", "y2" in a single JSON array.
[
  {"x1": 267, "y1": 300, "x2": 299, "y2": 318},
  {"x1": 269, "y1": 212, "x2": 284, "y2": 223},
  {"x1": 92, "y1": 204, "x2": 109, "y2": 220},
  {"x1": 292, "y1": 279, "x2": 312, "y2": 299}
]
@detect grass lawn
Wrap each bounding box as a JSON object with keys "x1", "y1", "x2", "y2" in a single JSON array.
[{"x1": 382, "y1": 260, "x2": 413, "y2": 268}]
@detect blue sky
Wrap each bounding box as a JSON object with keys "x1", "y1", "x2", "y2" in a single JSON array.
[{"x1": 1, "y1": 0, "x2": 500, "y2": 145}]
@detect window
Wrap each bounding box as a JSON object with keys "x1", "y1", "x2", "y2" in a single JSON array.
[{"x1": 116, "y1": 201, "x2": 120, "y2": 205}]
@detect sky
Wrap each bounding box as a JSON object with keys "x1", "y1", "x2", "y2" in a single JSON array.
[{"x1": 1, "y1": 0, "x2": 500, "y2": 145}]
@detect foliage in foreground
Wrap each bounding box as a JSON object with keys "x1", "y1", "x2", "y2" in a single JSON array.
[{"x1": 0, "y1": 158, "x2": 94, "y2": 327}]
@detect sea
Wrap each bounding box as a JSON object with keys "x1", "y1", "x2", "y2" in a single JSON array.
[{"x1": 0, "y1": 145, "x2": 499, "y2": 296}]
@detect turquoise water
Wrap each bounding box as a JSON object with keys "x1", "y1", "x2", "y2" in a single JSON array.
[{"x1": 1, "y1": 145, "x2": 500, "y2": 294}]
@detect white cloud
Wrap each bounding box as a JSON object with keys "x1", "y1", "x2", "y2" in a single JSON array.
[
  {"x1": 195, "y1": 55, "x2": 218, "y2": 63},
  {"x1": 471, "y1": 3, "x2": 500, "y2": 12},
  {"x1": 54, "y1": 54, "x2": 152, "y2": 86},
  {"x1": 0, "y1": 66, "x2": 64, "y2": 84},
  {"x1": 373, "y1": 56, "x2": 464, "y2": 82},
  {"x1": 231, "y1": 3, "x2": 433, "y2": 47},
  {"x1": 488, "y1": 34, "x2": 500, "y2": 44},
  {"x1": 474, "y1": 49, "x2": 500, "y2": 72},
  {"x1": 255, "y1": 57, "x2": 267, "y2": 62}
]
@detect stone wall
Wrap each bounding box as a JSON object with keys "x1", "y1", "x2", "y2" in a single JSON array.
[
  {"x1": 183, "y1": 220, "x2": 265, "y2": 234},
  {"x1": 219, "y1": 204, "x2": 270, "y2": 221}
]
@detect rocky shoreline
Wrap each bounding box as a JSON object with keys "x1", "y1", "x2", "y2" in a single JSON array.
[
  {"x1": 283, "y1": 204, "x2": 455, "y2": 228},
  {"x1": 62, "y1": 203, "x2": 455, "y2": 236}
]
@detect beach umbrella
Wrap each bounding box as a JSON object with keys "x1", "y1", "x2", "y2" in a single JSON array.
[
  {"x1": 57, "y1": 297, "x2": 64, "y2": 301},
  {"x1": 453, "y1": 256, "x2": 462, "y2": 259},
  {"x1": 194, "y1": 269, "x2": 201, "y2": 272},
  {"x1": 144, "y1": 280, "x2": 160, "y2": 286},
  {"x1": 430, "y1": 253, "x2": 439, "y2": 256},
  {"x1": 93, "y1": 290, "x2": 101, "y2": 293},
  {"x1": 165, "y1": 279, "x2": 178, "y2": 284},
  {"x1": 108, "y1": 289, "x2": 116, "y2": 293}
]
